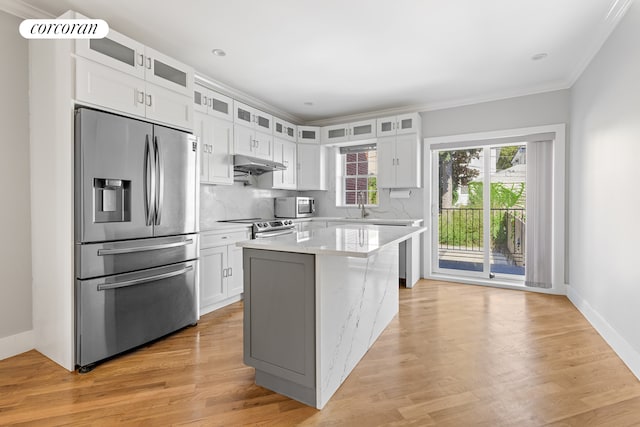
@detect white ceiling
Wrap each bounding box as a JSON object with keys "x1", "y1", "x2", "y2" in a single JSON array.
[{"x1": 12, "y1": 0, "x2": 632, "y2": 122}]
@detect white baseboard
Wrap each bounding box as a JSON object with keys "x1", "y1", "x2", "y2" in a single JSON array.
[
  {"x1": 0, "y1": 329, "x2": 34, "y2": 361},
  {"x1": 567, "y1": 285, "x2": 640, "y2": 380},
  {"x1": 200, "y1": 294, "x2": 243, "y2": 317}
]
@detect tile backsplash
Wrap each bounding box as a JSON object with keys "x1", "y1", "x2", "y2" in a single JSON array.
[
  {"x1": 199, "y1": 179, "x2": 296, "y2": 230},
  {"x1": 200, "y1": 147, "x2": 425, "y2": 230}
]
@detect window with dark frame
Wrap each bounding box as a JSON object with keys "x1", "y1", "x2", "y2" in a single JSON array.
[{"x1": 342, "y1": 145, "x2": 378, "y2": 206}]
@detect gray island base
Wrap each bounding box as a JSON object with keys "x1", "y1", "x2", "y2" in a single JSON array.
[{"x1": 239, "y1": 225, "x2": 425, "y2": 409}]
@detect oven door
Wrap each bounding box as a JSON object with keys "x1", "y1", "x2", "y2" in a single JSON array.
[{"x1": 254, "y1": 229, "x2": 295, "y2": 239}]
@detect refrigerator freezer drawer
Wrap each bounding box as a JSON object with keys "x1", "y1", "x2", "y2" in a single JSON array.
[
  {"x1": 76, "y1": 234, "x2": 198, "y2": 279},
  {"x1": 76, "y1": 260, "x2": 198, "y2": 368}
]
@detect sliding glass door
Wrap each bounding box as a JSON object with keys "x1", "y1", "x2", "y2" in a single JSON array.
[{"x1": 434, "y1": 144, "x2": 526, "y2": 280}]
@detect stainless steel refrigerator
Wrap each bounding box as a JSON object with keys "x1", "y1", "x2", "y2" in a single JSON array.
[{"x1": 74, "y1": 107, "x2": 198, "y2": 371}]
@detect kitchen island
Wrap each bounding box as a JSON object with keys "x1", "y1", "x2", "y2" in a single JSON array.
[{"x1": 238, "y1": 224, "x2": 425, "y2": 409}]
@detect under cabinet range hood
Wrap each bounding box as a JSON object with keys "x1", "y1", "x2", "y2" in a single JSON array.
[{"x1": 234, "y1": 154, "x2": 286, "y2": 175}]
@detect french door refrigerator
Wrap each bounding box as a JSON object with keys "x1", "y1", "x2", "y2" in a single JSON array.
[{"x1": 75, "y1": 107, "x2": 198, "y2": 371}]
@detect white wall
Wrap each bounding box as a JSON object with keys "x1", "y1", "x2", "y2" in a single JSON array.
[
  {"x1": 568, "y1": 2, "x2": 640, "y2": 377},
  {"x1": 0, "y1": 11, "x2": 32, "y2": 351},
  {"x1": 422, "y1": 89, "x2": 571, "y2": 138}
]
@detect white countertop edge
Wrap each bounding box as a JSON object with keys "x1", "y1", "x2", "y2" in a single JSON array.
[
  {"x1": 200, "y1": 222, "x2": 253, "y2": 233},
  {"x1": 237, "y1": 225, "x2": 426, "y2": 258},
  {"x1": 293, "y1": 217, "x2": 423, "y2": 225}
]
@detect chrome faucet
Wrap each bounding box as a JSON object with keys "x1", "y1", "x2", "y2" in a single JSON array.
[{"x1": 357, "y1": 191, "x2": 369, "y2": 219}]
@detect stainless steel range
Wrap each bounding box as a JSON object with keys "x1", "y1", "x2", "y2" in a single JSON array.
[{"x1": 221, "y1": 218, "x2": 295, "y2": 239}]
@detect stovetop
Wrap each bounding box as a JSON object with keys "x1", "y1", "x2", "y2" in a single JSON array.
[{"x1": 221, "y1": 218, "x2": 294, "y2": 233}]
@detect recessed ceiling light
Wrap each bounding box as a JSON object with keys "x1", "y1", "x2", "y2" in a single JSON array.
[
  {"x1": 531, "y1": 53, "x2": 548, "y2": 61},
  {"x1": 211, "y1": 49, "x2": 226, "y2": 57},
  {"x1": 303, "y1": 101, "x2": 314, "y2": 106}
]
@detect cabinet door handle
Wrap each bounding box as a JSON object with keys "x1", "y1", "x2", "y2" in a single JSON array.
[
  {"x1": 137, "y1": 90, "x2": 144, "y2": 104},
  {"x1": 146, "y1": 94, "x2": 152, "y2": 106},
  {"x1": 202, "y1": 95, "x2": 207, "y2": 106},
  {"x1": 137, "y1": 53, "x2": 144, "y2": 66},
  {"x1": 228, "y1": 267, "x2": 233, "y2": 277},
  {"x1": 146, "y1": 56, "x2": 152, "y2": 69},
  {"x1": 208, "y1": 98, "x2": 213, "y2": 107},
  {"x1": 396, "y1": 158, "x2": 399, "y2": 165},
  {"x1": 222, "y1": 268, "x2": 228, "y2": 278}
]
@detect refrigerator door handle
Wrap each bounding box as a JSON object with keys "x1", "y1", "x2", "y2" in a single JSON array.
[
  {"x1": 154, "y1": 135, "x2": 164, "y2": 226},
  {"x1": 144, "y1": 134, "x2": 156, "y2": 226},
  {"x1": 96, "y1": 265, "x2": 194, "y2": 291},
  {"x1": 96, "y1": 239, "x2": 195, "y2": 256}
]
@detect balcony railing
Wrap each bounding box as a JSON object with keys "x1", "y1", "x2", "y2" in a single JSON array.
[{"x1": 438, "y1": 208, "x2": 525, "y2": 266}]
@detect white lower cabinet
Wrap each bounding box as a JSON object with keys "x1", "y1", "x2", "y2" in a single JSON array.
[{"x1": 200, "y1": 229, "x2": 250, "y2": 315}]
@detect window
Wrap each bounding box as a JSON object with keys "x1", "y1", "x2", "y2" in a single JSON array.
[{"x1": 338, "y1": 144, "x2": 378, "y2": 206}]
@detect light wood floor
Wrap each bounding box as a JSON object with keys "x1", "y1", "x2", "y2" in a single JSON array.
[{"x1": 2, "y1": 280, "x2": 640, "y2": 426}]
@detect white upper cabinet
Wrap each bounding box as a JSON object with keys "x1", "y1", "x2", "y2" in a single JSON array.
[
  {"x1": 297, "y1": 126, "x2": 321, "y2": 144},
  {"x1": 144, "y1": 47, "x2": 193, "y2": 96},
  {"x1": 234, "y1": 124, "x2": 273, "y2": 161},
  {"x1": 233, "y1": 101, "x2": 273, "y2": 160},
  {"x1": 322, "y1": 123, "x2": 349, "y2": 144},
  {"x1": 234, "y1": 101, "x2": 273, "y2": 133},
  {"x1": 193, "y1": 85, "x2": 233, "y2": 121},
  {"x1": 274, "y1": 117, "x2": 297, "y2": 142},
  {"x1": 75, "y1": 23, "x2": 194, "y2": 130},
  {"x1": 76, "y1": 57, "x2": 192, "y2": 130},
  {"x1": 377, "y1": 134, "x2": 421, "y2": 188},
  {"x1": 349, "y1": 119, "x2": 376, "y2": 140},
  {"x1": 376, "y1": 113, "x2": 421, "y2": 137},
  {"x1": 75, "y1": 56, "x2": 146, "y2": 119},
  {"x1": 273, "y1": 139, "x2": 297, "y2": 189},
  {"x1": 253, "y1": 130, "x2": 273, "y2": 159},
  {"x1": 76, "y1": 29, "x2": 193, "y2": 97},
  {"x1": 321, "y1": 119, "x2": 376, "y2": 144},
  {"x1": 297, "y1": 144, "x2": 326, "y2": 190},
  {"x1": 75, "y1": 29, "x2": 145, "y2": 79},
  {"x1": 195, "y1": 112, "x2": 234, "y2": 186},
  {"x1": 144, "y1": 81, "x2": 192, "y2": 130}
]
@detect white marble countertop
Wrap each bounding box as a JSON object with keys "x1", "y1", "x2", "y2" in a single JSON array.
[
  {"x1": 200, "y1": 222, "x2": 252, "y2": 233},
  {"x1": 237, "y1": 224, "x2": 426, "y2": 258}
]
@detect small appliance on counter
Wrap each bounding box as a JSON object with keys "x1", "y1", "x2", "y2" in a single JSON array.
[{"x1": 274, "y1": 196, "x2": 316, "y2": 218}]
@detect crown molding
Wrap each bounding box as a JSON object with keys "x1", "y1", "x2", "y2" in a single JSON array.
[
  {"x1": 304, "y1": 82, "x2": 572, "y2": 127},
  {"x1": 566, "y1": 0, "x2": 635, "y2": 86},
  {"x1": 195, "y1": 73, "x2": 302, "y2": 124},
  {"x1": 0, "y1": 0, "x2": 53, "y2": 18}
]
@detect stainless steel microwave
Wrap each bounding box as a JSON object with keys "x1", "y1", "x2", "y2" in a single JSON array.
[{"x1": 274, "y1": 197, "x2": 316, "y2": 218}]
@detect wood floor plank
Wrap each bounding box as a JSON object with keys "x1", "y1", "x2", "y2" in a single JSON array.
[{"x1": 2, "y1": 280, "x2": 640, "y2": 425}]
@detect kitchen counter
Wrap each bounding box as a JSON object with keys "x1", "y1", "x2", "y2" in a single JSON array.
[
  {"x1": 241, "y1": 224, "x2": 425, "y2": 409},
  {"x1": 237, "y1": 224, "x2": 425, "y2": 258},
  {"x1": 200, "y1": 222, "x2": 252, "y2": 233},
  {"x1": 291, "y1": 217, "x2": 423, "y2": 226}
]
